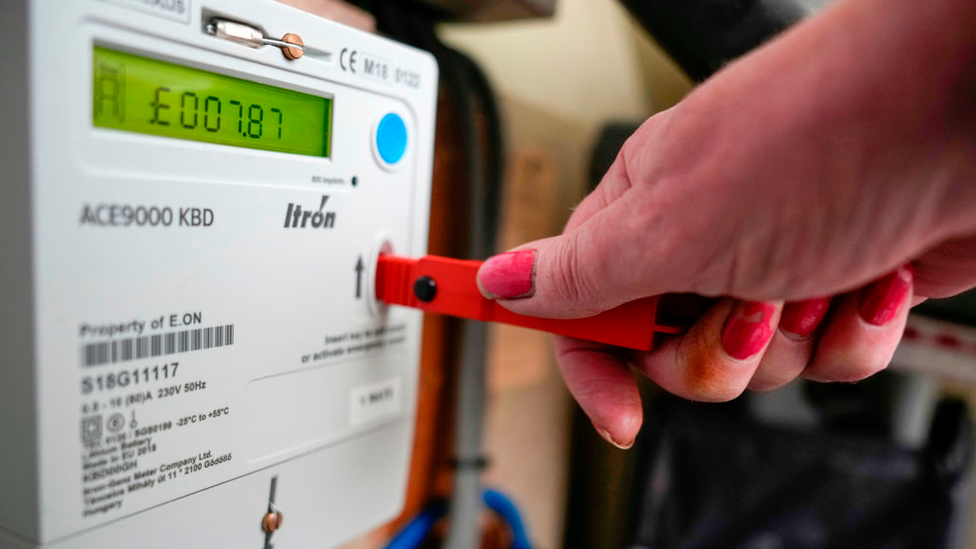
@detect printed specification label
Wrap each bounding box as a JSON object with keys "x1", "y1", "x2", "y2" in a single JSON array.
[{"x1": 78, "y1": 310, "x2": 236, "y2": 519}]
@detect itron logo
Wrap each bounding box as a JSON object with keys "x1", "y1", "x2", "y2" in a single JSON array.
[{"x1": 284, "y1": 195, "x2": 337, "y2": 229}]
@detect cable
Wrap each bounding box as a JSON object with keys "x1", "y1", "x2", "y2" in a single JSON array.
[
  {"x1": 437, "y1": 42, "x2": 503, "y2": 549},
  {"x1": 383, "y1": 490, "x2": 532, "y2": 549},
  {"x1": 483, "y1": 489, "x2": 532, "y2": 549},
  {"x1": 449, "y1": 48, "x2": 504, "y2": 213},
  {"x1": 383, "y1": 500, "x2": 448, "y2": 549}
]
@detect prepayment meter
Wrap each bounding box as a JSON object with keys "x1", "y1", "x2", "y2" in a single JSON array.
[{"x1": 0, "y1": 1, "x2": 437, "y2": 547}]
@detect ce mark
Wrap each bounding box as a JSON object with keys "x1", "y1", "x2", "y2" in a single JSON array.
[{"x1": 339, "y1": 48, "x2": 359, "y2": 73}]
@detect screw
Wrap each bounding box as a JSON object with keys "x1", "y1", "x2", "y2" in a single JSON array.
[
  {"x1": 262, "y1": 511, "x2": 283, "y2": 533},
  {"x1": 280, "y1": 33, "x2": 304, "y2": 60},
  {"x1": 414, "y1": 276, "x2": 437, "y2": 302}
]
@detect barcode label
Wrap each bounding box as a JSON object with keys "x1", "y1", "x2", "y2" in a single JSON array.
[{"x1": 82, "y1": 324, "x2": 235, "y2": 367}]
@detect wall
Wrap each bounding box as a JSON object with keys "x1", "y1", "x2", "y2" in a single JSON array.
[{"x1": 442, "y1": 0, "x2": 655, "y2": 131}]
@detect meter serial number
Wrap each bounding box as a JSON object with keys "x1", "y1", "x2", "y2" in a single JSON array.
[{"x1": 81, "y1": 363, "x2": 178, "y2": 395}]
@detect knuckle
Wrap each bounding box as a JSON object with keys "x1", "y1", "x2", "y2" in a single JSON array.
[{"x1": 547, "y1": 232, "x2": 603, "y2": 314}]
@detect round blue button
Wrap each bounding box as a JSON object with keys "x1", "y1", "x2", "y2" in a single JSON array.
[{"x1": 375, "y1": 113, "x2": 408, "y2": 165}]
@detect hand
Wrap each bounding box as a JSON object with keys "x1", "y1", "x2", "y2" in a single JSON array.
[{"x1": 476, "y1": 0, "x2": 976, "y2": 448}]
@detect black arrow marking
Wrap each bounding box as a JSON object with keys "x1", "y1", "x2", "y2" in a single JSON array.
[{"x1": 355, "y1": 256, "x2": 364, "y2": 299}]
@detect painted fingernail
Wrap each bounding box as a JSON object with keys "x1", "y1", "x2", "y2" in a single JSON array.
[
  {"x1": 477, "y1": 250, "x2": 536, "y2": 299},
  {"x1": 780, "y1": 297, "x2": 830, "y2": 338},
  {"x1": 592, "y1": 422, "x2": 633, "y2": 450},
  {"x1": 721, "y1": 301, "x2": 777, "y2": 360},
  {"x1": 859, "y1": 265, "x2": 914, "y2": 326}
]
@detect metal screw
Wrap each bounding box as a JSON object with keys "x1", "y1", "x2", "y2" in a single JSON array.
[
  {"x1": 414, "y1": 276, "x2": 437, "y2": 302},
  {"x1": 280, "y1": 33, "x2": 304, "y2": 60},
  {"x1": 262, "y1": 511, "x2": 283, "y2": 533}
]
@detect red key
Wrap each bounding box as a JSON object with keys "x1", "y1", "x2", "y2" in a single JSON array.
[{"x1": 375, "y1": 254, "x2": 682, "y2": 351}]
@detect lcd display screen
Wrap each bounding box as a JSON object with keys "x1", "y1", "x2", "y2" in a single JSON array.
[{"x1": 93, "y1": 46, "x2": 332, "y2": 157}]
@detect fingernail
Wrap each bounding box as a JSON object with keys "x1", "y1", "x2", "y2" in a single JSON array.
[
  {"x1": 477, "y1": 250, "x2": 536, "y2": 299},
  {"x1": 859, "y1": 265, "x2": 914, "y2": 326},
  {"x1": 780, "y1": 297, "x2": 830, "y2": 338},
  {"x1": 721, "y1": 301, "x2": 777, "y2": 360},
  {"x1": 592, "y1": 422, "x2": 633, "y2": 450}
]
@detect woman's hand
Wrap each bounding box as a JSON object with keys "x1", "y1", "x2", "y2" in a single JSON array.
[{"x1": 477, "y1": 0, "x2": 976, "y2": 448}]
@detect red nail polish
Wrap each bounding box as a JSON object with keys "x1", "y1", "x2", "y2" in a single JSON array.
[
  {"x1": 859, "y1": 265, "x2": 913, "y2": 326},
  {"x1": 721, "y1": 301, "x2": 777, "y2": 360},
  {"x1": 478, "y1": 250, "x2": 536, "y2": 299},
  {"x1": 780, "y1": 297, "x2": 830, "y2": 338}
]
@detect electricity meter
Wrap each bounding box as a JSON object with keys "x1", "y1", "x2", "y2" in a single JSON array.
[{"x1": 0, "y1": 1, "x2": 437, "y2": 547}]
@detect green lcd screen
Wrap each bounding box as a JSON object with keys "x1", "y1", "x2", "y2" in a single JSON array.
[{"x1": 93, "y1": 46, "x2": 332, "y2": 157}]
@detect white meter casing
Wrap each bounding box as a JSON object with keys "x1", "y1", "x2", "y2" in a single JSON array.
[{"x1": 0, "y1": 1, "x2": 437, "y2": 547}]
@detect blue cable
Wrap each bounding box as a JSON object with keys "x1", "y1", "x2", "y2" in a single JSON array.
[
  {"x1": 382, "y1": 489, "x2": 532, "y2": 549},
  {"x1": 483, "y1": 489, "x2": 531, "y2": 549},
  {"x1": 383, "y1": 500, "x2": 447, "y2": 549}
]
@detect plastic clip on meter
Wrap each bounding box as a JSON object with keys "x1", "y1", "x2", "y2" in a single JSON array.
[{"x1": 0, "y1": 2, "x2": 437, "y2": 548}]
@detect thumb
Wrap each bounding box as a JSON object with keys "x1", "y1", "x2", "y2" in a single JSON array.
[{"x1": 477, "y1": 196, "x2": 688, "y2": 319}]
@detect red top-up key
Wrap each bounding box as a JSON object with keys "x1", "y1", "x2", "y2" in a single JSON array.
[{"x1": 375, "y1": 254, "x2": 682, "y2": 352}]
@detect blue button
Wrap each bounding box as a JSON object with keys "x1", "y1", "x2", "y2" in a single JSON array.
[{"x1": 376, "y1": 113, "x2": 408, "y2": 165}]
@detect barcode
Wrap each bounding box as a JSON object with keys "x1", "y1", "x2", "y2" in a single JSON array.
[{"x1": 82, "y1": 324, "x2": 235, "y2": 367}]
